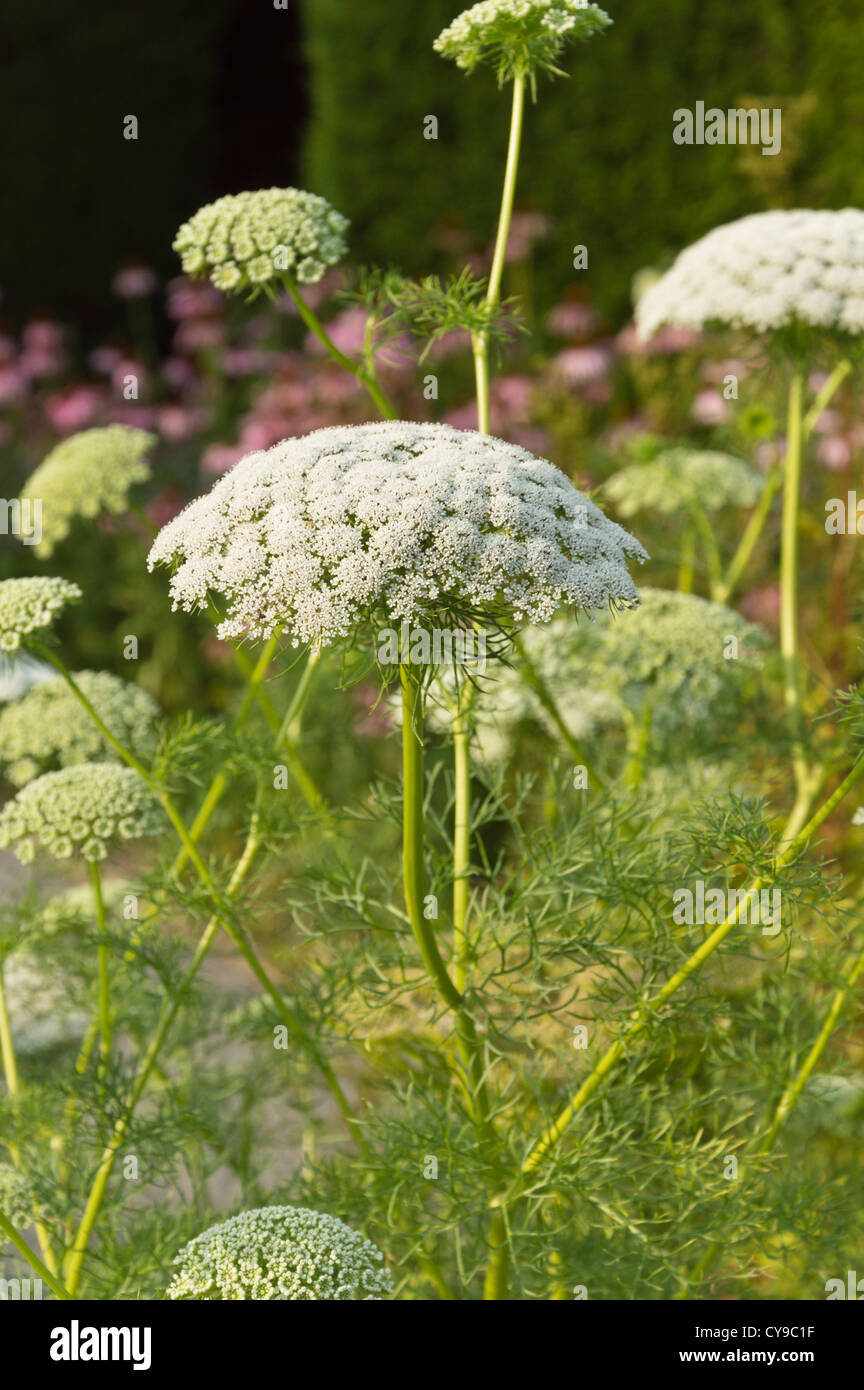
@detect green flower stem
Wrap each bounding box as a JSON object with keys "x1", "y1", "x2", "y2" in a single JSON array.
[
  {"x1": 623, "y1": 702, "x2": 653, "y2": 789},
  {"x1": 41, "y1": 653, "x2": 365, "y2": 1151},
  {"x1": 400, "y1": 667, "x2": 463, "y2": 1013},
  {"x1": 511, "y1": 631, "x2": 603, "y2": 785},
  {"x1": 690, "y1": 503, "x2": 724, "y2": 600},
  {"x1": 0, "y1": 964, "x2": 21, "y2": 1098},
  {"x1": 277, "y1": 648, "x2": 320, "y2": 746},
  {"x1": 452, "y1": 681, "x2": 475, "y2": 997},
  {"x1": 0, "y1": 1210, "x2": 71, "y2": 1300},
  {"x1": 63, "y1": 817, "x2": 262, "y2": 1294},
  {"x1": 779, "y1": 370, "x2": 812, "y2": 804},
  {"x1": 677, "y1": 525, "x2": 697, "y2": 593},
  {"x1": 0, "y1": 961, "x2": 59, "y2": 1274},
  {"x1": 802, "y1": 358, "x2": 852, "y2": 438},
  {"x1": 679, "y1": 936, "x2": 864, "y2": 1296},
  {"x1": 88, "y1": 861, "x2": 111, "y2": 1073},
  {"x1": 473, "y1": 72, "x2": 526, "y2": 434},
  {"x1": 509, "y1": 750, "x2": 864, "y2": 1189},
  {"x1": 282, "y1": 273, "x2": 396, "y2": 420},
  {"x1": 714, "y1": 466, "x2": 782, "y2": 607}
]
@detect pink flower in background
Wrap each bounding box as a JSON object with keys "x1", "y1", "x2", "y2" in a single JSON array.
[
  {"x1": 554, "y1": 345, "x2": 613, "y2": 386},
  {"x1": 19, "y1": 349, "x2": 64, "y2": 380},
  {"x1": 315, "y1": 370, "x2": 363, "y2": 406},
  {"x1": 444, "y1": 401, "x2": 481, "y2": 431},
  {"x1": 740, "y1": 585, "x2": 781, "y2": 628},
  {"x1": 617, "y1": 323, "x2": 701, "y2": 356},
  {"x1": 157, "y1": 405, "x2": 203, "y2": 441},
  {"x1": 238, "y1": 415, "x2": 293, "y2": 451},
  {"x1": 506, "y1": 425, "x2": 552, "y2": 456},
  {"x1": 428, "y1": 329, "x2": 471, "y2": 361},
  {"x1": 353, "y1": 683, "x2": 395, "y2": 738},
  {"x1": 0, "y1": 334, "x2": 16, "y2": 362},
  {"x1": 583, "y1": 379, "x2": 613, "y2": 406},
  {"x1": 817, "y1": 435, "x2": 852, "y2": 471},
  {"x1": 811, "y1": 408, "x2": 843, "y2": 436},
  {"x1": 22, "y1": 320, "x2": 64, "y2": 354},
  {"x1": 221, "y1": 348, "x2": 272, "y2": 377},
  {"x1": 44, "y1": 386, "x2": 103, "y2": 432},
  {"x1": 504, "y1": 211, "x2": 551, "y2": 263},
  {"x1": 112, "y1": 266, "x2": 159, "y2": 299},
  {"x1": 690, "y1": 388, "x2": 729, "y2": 427},
  {"x1": 756, "y1": 441, "x2": 781, "y2": 471},
  {"x1": 110, "y1": 359, "x2": 148, "y2": 395},
  {"x1": 700, "y1": 357, "x2": 750, "y2": 385},
  {"x1": 0, "y1": 364, "x2": 26, "y2": 405},
  {"x1": 202, "y1": 443, "x2": 246, "y2": 476},
  {"x1": 89, "y1": 345, "x2": 125, "y2": 376},
  {"x1": 602, "y1": 417, "x2": 652, "y2": 451},
  {"x1": 546, "y1": 300, "x2": 597, "y2": 338},
  {"x1": 173, "y1": 319, "x2": 227, "y2": 354},
  {"x1": 108, "y1": 404, "x2": 157, "y2": 429},
  {"x1": 146, "y1": 488, "x2": 186, "y2": 528},
  {"x1": 161, "y1": 357, "x2": 198, "y2": 391},
  {"x1": 166, "y1": 277, "x2": 224, "y2": 320},
  {"x1": 305, "y1": 306, "x2": 368, "y2": 358},
  {"x1": 491, "y1": 374, "x2": 534, "y2": 423}
]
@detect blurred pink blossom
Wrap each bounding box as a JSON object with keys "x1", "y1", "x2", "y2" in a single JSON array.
[
  {"x1": 0, "y1": 364, "x2": 26, "y2": 405},
  {"x1": 616, "y1": 323, "x2": 702, "y2": 356},
  {"x1": 554, "y1": 345, "x2": 613, "y2": 387},
  {"x1": 700, "y1": 357, "x2": 750, "y2": 385},
  {"x1": 157, "y1": 405, "x2": 203, "y2": 441},
  {"x1": 166, "y1": 277, "x2": 224, "y2": 320},
  {"x1": 546, "y1": 300, "x2": 597, "y2": 338},
  {"x1": 740, "y1": 585, "x2": 780, "y2": 627},
  {"x1": 690, "y1": 388, "x2": 729, "y2": 427},
  {"x1": 504, "y1": 211, "x2": 551, "y2": 263},
  {"x1": 305, "y1": 306, "x2": 367, "y2": 358},
  {"x1": 19, "y1": 349, "x2": 64, "y2": 380},
  {"x1": 427, "y1": 329, "x2": 471, "y2": 361},
  {"x1": 89, "y1": 345, "x2": 125, "y2": 376},
  {"x1": 582, "y1": 379, "x2": 613, "y2": 406},
  {"x1": 146, "y1": 487, "x2": 185, "y2": 527},
  {"x1": 315, "y1": 370, "x2": 363, "y2": 406},
  {"x1": 353, "y1": 682, "x2": 395, "y2": 738},
  {"x1": 491, "y1": 374, "x2": 534, "y2": 422},
  {"x1": 110, "y1": 360, "x2": 148, "y2": 395},
  {"x1": 173, "y1": 319, "x2": 227, "y2": 354},
  {"x1": 506, "y1": 425, "x2": 552, "y2": 456},
  {"x1": 817, "y1": 435, "x2": 852, "y2": 471},
  {"x1": 108, "y1": 405, "x2": 157, "y2": 429},
  {"x1": 22, "y1": 320, "x2": 64, "y2": 353},
  {"x1": 112, "y1": 266, "x2": 159, "y2": 299},
  {"x1": 811, "y1": 408, "x2": 843, "y2": 436},
  {"x1": 161, "y1": 357, "x2": 198, "y2": 390},
  {"x1": 202, "y1": 443, "x2": 246, "y2": 475},
  {"x1": 444, "y1": 401, "x2": 481, "y2": 431},
  {"x1": 221, "y1": 348, "x2": 272, "y2": 377},
  {"x1": 44, "y1": 387, "x2": 103, "y2": 433}
]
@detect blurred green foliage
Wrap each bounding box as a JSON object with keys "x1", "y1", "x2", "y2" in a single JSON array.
[{"x1": 302, "y1": 0, "x2": 864, "y2": 319}]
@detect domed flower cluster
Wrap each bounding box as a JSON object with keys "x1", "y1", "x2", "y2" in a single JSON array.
[
  {"x1": 3, "y1": 948, "x2": 89, "y2": 1056},
  {"x1": 166, "y1": 1206, "x2": 394, "y2": 1300},
  {"x1": 604, "y1": 448, "x2": 763, "y2": 519},
  {"x1": 0, "y1": 1164, "x2": 43, "y2": 1227},
  {"x1": 575, "y1": 588, "x2": 767, "y2": 734},
  {"x1": 148, "y1": 422, "x2": 646, "y2": 648},
  {"x1": 636, "y1": 209, "x2": 864, "y2": 341},
  {"x1": 0, "y1": 671, "x2": 161, "y2": 786},
  {"x1": 0, "y1": 764, "x2": 162, "y2": 863},
  {"x1": 20, "y1": 426, "x2": 155, "y2": 558},
  {"x1": 434, "y1": 1, "x2": 612, "y2": 82},
  {"x1": 0, "y1": 577, "x2": 81, "y2": 653},
  {"x1": 173, "y1": 188, "x2": 350, "y2": 294}
]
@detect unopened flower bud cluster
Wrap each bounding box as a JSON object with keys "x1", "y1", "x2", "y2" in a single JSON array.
[{"x1": 0, "y1": 763, "x2": 162, "y2": 863}]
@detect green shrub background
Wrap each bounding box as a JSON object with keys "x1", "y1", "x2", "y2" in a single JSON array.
[{"x1": 302, "y1": 0, "x2": 864, "y2": 318}]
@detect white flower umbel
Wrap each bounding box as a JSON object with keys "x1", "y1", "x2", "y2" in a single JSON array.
[
  {"x1": 166, "y1": 1206, "x2": 394, "y2": 1300},
  {"x1": 173, "y1": 188, "x2": 350, "y2": 294},
  {"x1": 0, "y1": 1164, "x2": 44, "y2": 1227},
  {"x1": 0, "y1": 577, "x2": 81, "y2": 654},
  {"x1": 21, "y1": 427, "x2": 155, "y2": 558},
  {"x1": 604, "y1": 448, "x2": 763, "y2": 518},
  {"x1": 0, "y1": 671, "x2": 161, "y2": 786},
  {"x1": 435, "y1": 1, "x2": 613, "y2": 82},
  {"x1": 148, "y1": 422, "x2": 647, "y2": 649},
  {"x1": 0, "y1": 763, "x2": 162, "y2": 864},
  {"x1": 636, "y1": 209, "x2": 864, "y2": 341}
]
